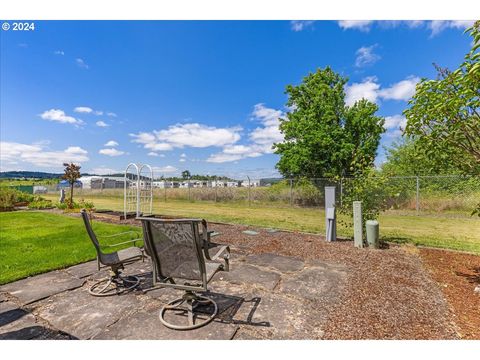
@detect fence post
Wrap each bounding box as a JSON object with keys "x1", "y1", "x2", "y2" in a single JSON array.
[
  {"x1": 340, "y1": 177, "x2": 343, "y2": 208},
  {"x1": 416, "y1": 176, "x2": 420, "y2": 215},
  {"x1": 188, "y1": 178, "x2": 191, "y2": 201},
  {"x1": 247, "y1": 176, "x2": 251, "y2": 207},
  {"x1": 164, "y1": 176, "x2": 167, "y2": 203},
  {"x1": 289, "y1": 178, "x2": 293, "y2": 206}
]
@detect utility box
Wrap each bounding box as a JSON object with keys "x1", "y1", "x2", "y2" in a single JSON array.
[
  {"x1": 325, "y1": 186, "x2": 336, "y2": 241},
  {"x1": 366, "y1": 220, "x2": 379, "y2": 248}
]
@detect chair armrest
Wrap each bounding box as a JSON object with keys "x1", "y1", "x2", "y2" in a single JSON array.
[
  {"x1": 204, "y1": 245, "x2": 230, "y2": 272},
  {"x1": 102, "y1": 238, "x2": 143, "y2": 248},
  {"x1": 98, "y1": 231, "x2": 140, "y2": 239}
]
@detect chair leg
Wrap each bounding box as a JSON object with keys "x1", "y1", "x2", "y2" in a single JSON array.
[
  {"x1": 159, "y1": 291, "x2": 218, "y2": 330},
  {"x1": 88, "y1": 269, "x2": 140, "y2": 297}
]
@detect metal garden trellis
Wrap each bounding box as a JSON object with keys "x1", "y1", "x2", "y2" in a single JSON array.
[{"x1": 124, "y1": 163, "x2": 153, "y2": 218}]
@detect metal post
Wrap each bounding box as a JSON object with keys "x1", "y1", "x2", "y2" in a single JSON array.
[
  {"x1": 247, "y1": 176, "x2": 251, "y2": 207},
  {"x1": 289, "y1": 178, "x2": 293, "y2": 206},
  {"x1": 214, "y1": 176, "x2": 217, "y2": 202},
  {"x1": 188, "y1": 178, "x2": 191, "y2": 201},
  {"x1": 340, "y1": 177, "x2": 343, "y2": 208},
  {"x1": 164, "y1": 175, "x2": 167, "y2": 202},
  {"x1": 416, "y1": 176, "x2": 420, "y2": 215},
  {"x1": 325, "y1": 186, "x2": 336, "y2": 241}
]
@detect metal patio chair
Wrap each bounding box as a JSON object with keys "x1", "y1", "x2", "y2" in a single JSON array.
[
  {"x1": 138, "y1": 216, "x2": 230, "y2": 330},
  {"x1": 81, "y1": 209, "x2": 145, "y2": 297}
]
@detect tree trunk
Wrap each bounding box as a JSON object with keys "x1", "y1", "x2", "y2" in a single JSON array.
[{"x1": 70, "y1": 183, "x2": 74, "y2": 208}]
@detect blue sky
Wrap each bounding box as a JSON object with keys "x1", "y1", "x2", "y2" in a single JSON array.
[{"x1": 0, "y1": 20, "x2": 474, "y2": 179}]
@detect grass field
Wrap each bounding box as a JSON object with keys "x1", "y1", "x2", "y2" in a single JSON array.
[
  {"x1": 44, "y1": 193, "x2": 480, "y2": 254},
  {"x1": 0, "y1": 211, "x2": 142, "y2": 285}
]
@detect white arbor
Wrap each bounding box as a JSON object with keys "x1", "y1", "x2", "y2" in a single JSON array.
[{"x1": 124, "y1": 163, "x2": 153, "y2": 218}]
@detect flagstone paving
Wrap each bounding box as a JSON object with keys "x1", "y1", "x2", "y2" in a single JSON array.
[{"x1": 0, "y1": 251, "x2": 347, "y2": 340}]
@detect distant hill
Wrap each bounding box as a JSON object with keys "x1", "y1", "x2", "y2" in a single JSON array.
[
  {"x1": 0, "y1": 171, "x2": 63, "y2": 179},
  {"x1": 0, "y1": 171, "x2": 103, "y2": 179}
]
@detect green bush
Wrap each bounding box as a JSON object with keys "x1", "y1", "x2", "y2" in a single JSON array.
[
  {"x1": 28, "y1": 199, "x2": 54, "y2": 209},
  {"x1": 0, "y1": 187, "x2": 18, "y2": 211},
  {"x1": 56, "y1": 198, "x2": 95, "y2": 212}
]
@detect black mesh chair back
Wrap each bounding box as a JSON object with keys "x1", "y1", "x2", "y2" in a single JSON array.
[{"x1": 143, "y1": 219, "x2": 206, "y2": 286}]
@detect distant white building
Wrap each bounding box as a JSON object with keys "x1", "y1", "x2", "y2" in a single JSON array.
[
  {"x1": 152, "y1": 180, "x2": 181, "y2": 189},
  {"x1": 79, "y1": 176, "x2": 125, "y2": 189},
  {"x1": 241, "y1": 179, "x2": 261, "y2": 187}
]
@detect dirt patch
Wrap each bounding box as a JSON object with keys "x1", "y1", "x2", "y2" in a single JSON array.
[{"x1": 419, "y1": 248, "x2": 480, "y2": 339}]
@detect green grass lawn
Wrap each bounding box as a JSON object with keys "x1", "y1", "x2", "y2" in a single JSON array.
[
  {"x1": 0, "y1": 211, "x2": 142, "y2": 285},
  {"x1": 45, "y1": 193, "x2": 480, "y2": 254}
]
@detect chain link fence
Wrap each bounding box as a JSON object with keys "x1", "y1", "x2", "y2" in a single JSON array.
[{"x1": 39, "y1": 174, "x2": 480, "y2": 214}]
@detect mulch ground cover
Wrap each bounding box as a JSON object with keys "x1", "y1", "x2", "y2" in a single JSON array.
[
  {"x1": 419, "y1": 248, "x2": 480, "y2": 340},
  {"x1": 68, "y1": 210, "x2": 477, "y2": 339}
]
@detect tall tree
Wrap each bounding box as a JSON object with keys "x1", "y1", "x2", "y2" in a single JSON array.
[
  {"x1": 274, "y1": 67, "x2": 385, "y2": 178},
  {"x1": 404, "y1": 21, "x2": 480, "y2": 175},
  {"x1": 62, "y1": 162, "x2": 81, "y2": 208},
  {"x1": 181, "y1": 170, "x2": 191, "y2": 180}
]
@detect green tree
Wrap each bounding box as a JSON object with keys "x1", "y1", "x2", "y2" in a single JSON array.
[
  {"x1": 62, "y1": 162, "x2": 81, "y2": 209},
  {"x1": 381, "y1": 138, "x2": 459, "y2": 176},
  {"x1": 404, "y1": 21, "x2": 480, "y2": 175},
  {"x1": 274, "y1": 67, "x2": 385, "y2": 178},
  {"x1": 181, "y1": 170, "x2": 191, "y2": 180}
]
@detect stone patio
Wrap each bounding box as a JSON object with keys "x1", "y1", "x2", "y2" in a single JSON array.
[{"x1": 0, "y1": 251, "x2": 347, "y2": 340}]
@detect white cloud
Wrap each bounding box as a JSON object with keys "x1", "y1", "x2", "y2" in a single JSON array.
[
  {"x1": 378, "y1": 76, "x2": 420, "y2": 101},
  {"x1": 130, "y1": 123, "x2": 242, "y2": 153},
  {"x1": 39, "y1": 109, "x2": 84, "y2": 126},
  {"x1": 338, "y1": 20, "x2": 373, "y2": 32},
  {"x1": 99, "y1": 148, "x2": 125, "y2": 157},
  {"x1": 337, "y1": 20, "x2": 474, "y2": 36},
  {"x1": 147, "y1": 152, "x2": 165, "y2": 157},
  {"x1": 180, "y1": 153, "x2": 187, "y2": 158},
  {"x1": 290, "y1": 21, "x2": 315, "y2": 32},
  {"x1": 383, "y1": 115, "x2": 407, "y2": 138},
  {"x1": 207, "y1": 104, "x2": 285, "y2": 163},
  {"x1": 104, "y1": 140, "x2": 119, "y2": 147},
  {"x1": 107, "y1": 112, "x2": 117, "y2": 117},
  {"x1": 428, "y1": 20, "x2": 475, "y2": 36},
  {"x1": 355, "y1": 44, "x2": 381, "y2": 68},
  {"x1": 74, "y1": 106, "x2": 93, "y2": 114},
  {"x1": 152, "y1": 165, "x2": 177, "y2": 174},
  {"x1": 54, "y1": 50, "x2": 65, "y2": 55},
  {"x1": 345, "y1": 77, "x2": 381, "y2": 106},
  {"x1": 384, "y1": 115, "x2": 407, "y2": 130},
  {"x1": 75, "y1": 58, "x2": 89, "y2": 69},
  {"x1": 90, "y1": 166, "x2": 120, "y2": 175},
  {"x1": 74, "y1": 106, "x2": 104, "y2": 116},
  {"x1": 96, "y1": 121, "x2": 109, "y2": 128},
  {"x1": 345, "y1": 76, "x2": 420, "y2": 106},
  {"x1": 179, "y1": 158, "x2": 186, "y2": 162},
  {"x1": 0, "y1": 141, "x2": 88, "y2": 169}
]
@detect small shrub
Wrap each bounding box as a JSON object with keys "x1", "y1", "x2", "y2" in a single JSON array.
[
  {"x1": 0, "y1": 187, "x2": 18, "y2": 211},
  {"x1": 56, "y1": 198, "x2": 95, "y2": 212},
  {"x1": 28, "y1": 199, "x2": 54, "y2": 209}
]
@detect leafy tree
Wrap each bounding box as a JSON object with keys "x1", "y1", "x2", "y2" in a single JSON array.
[
  {"x1": 62, "y1": 162, "x2": 81, "y2": 209},
  {"x1": 181, "y1": 170, "x2": 191, "y2": 180},
  {"x1": 404, "y1": 22, "x2": 480, "y2": 175},
  {"x1": 338, "y1": 168, "x2": 393, "y2": 234},
  {"x1": 381, "y1": 138, "x2": 459, "y2": 176},
  {"x1": 274, "y1": 67, "x2": 385, "y2": 178}
]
